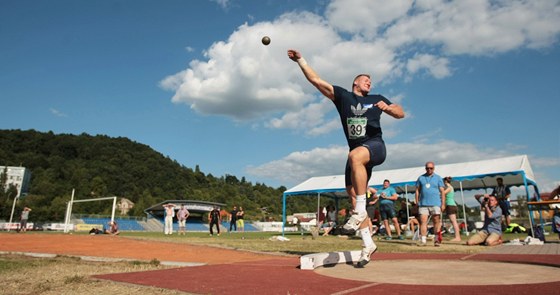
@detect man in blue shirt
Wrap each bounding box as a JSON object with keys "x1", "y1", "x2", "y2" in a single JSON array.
[
  {"x1": 415, "y1": 161, "x2": 445, "y2": 246},
  {"x1": 378, "y1": 179, "x2": 403, "y2": 240},
  {"x1": 467, "y1": 194, "x2": 503, "y2": 246}
]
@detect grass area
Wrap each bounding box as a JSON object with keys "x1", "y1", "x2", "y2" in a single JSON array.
[
  {"x1": 21, "y1": 229, "x2": 542, "y2": 256},
  {"x1": 119, "y1": 230, "x2": 536, "y2": 255},
  {"x1": 0, "y1": 254, "x2": 186, "y2": 295},
  {"x1": 33, "y1": 228, "x2": 540, "y2": 255}
]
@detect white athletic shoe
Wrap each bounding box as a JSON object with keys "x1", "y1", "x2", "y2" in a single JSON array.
[
  {"x1": 343, "y1": 211, "x2": 368, "y2": 231},
  {"x1": 356, "y1": 244, "x2": 377, "y2": 268}
]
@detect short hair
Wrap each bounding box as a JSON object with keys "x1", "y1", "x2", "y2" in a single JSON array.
[
  {"x1": 384, "y1": 179, "x2": 390, "y2": 183},
  {"x1": 352, "y1": 74, "x2": 370, "y2": 88}
]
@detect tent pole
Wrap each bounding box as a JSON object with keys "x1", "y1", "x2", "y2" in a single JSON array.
[
  {"x1": 523, "y1": 173, "x2": 535, "y2": 238},
  {"x1": 459, "y1": 181, "x2": 469, "y2": 236},
  {"x1": 282, "y1": 193, "x2": 286, "y2": 237},
  {"x1": 405, "y1": 185, "x2": 410, "y2": 230},
  {"x1": 317, "y1": 193, "x2": 320, "y2": 226}
]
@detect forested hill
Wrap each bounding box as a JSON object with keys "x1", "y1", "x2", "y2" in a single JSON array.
[{"x1": 0, "y1": 129, "x2": 306, "y2": 222}]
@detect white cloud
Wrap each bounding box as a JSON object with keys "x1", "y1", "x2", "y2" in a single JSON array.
[
  {"x1": 162, "y1": 0, "x2": 560, "y2": 132},
  {"x1": 384, "y1": 0, "x2": 560, "y2": 55},
  {"x1": 211, "y1": 0, "x2": 231, "y2": 10},
  {"x1": 326, "y1": 0, "x2": 413, "y2": 37},
  {"x1": 266, "y1": 99, "x2": 338, "y2": 136},
  {"x1": 530, "y1": 156, "x2": 560, "y2": 168},
  {"x1": 406, "y1": 54, "x2": 451, "y2": 79},
  {"x1": 246, "y1": 145, "x2": 349, "y2": 185},
  {"x1": 160, "y1": 12, "x2": 340, "y2": 121},
  {"x1": 49, "y1": 108, "x2": 67, "y2": 117}
]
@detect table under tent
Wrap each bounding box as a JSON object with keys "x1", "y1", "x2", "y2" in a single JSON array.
[{"x1": 282, "y1": 155, "x2": 540, "y2": 237}]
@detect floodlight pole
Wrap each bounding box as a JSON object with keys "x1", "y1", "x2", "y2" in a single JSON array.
[
  {"x1": 111, "y1": 196, "x2": 117, "y2": 222},
  {"x1": 64, "y1": 189, "x2": 75, "y2": 233},
  {"x1": 7, "y1": 195, "x2": 20, "y2": 232}
]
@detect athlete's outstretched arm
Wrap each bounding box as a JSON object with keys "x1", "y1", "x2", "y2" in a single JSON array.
[
  {"x1": 288, "y1": 49, "x2": 334, "y2": 101},
  {"x1": 374, "y1": 100, "x2": 405, "y2": 119}
]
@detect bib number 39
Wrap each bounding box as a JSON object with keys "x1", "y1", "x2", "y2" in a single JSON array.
[{"x1": 347, "y1": 117, "x2": 367, "y2": 139}]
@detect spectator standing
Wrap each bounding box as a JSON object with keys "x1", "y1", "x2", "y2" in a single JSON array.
[
  {"x1": 378, "y1": 179, "x2": 403, "y2": 240},
  {"x1": 443, "y1": 177, "x2": 461, "y2": 242},
  {"x1": 229, "y1": 206, "x2": 238, "y2": 232},
  {"x1": 467, "y1": 195, "x2": 503, "y2": 246},
  {"x1": 415, "y1": 161, "x2": 445, "y2": 246},
  {"x1": 163, "y1": 204, "x2": 175, "y2": 235},
  {"x1": 19, "y1": 207, "x2": 31, "y2": 233},
  {"x1": 491, "y1": 177, "x2": 511, "y2": 227},
  {"x1": 236, "y1": 206, "x2": 245, "y2": 233},
  {"x1": 177, "y1": 205, "x2": 190, "y2": 235},
  {"x1": 209, "y1": 206, "x2": 221, "y2": 236}
]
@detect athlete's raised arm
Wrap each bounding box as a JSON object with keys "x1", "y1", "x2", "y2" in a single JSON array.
[{"x1": 288, "y1": 49, "x2": 334, "y2": 101}]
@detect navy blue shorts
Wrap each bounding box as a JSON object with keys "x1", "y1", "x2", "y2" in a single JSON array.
[
  {"x1": 345, "y1": 139, "x2": 386, "y2": 187},
  {"x1": 380, "y1": 203, "x2": 397, "y2": 220}
]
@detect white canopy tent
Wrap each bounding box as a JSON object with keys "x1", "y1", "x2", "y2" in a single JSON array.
[{"x1": 282, "y1": 155, "x2": 539, "y2": 235}]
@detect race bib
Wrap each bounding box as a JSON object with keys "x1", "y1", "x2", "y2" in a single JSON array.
[{"x1": 347, "y1": 117, "x2": 367, "y2": 139}]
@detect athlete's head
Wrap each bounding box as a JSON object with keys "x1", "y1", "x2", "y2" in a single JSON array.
[{"x1": 352, "y1": 74, "x2": 371, "y2": 96}]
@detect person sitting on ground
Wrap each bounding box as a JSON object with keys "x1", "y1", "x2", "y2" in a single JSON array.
[
  {"x1": 316, "y1": 206, "x2": 326, "y2": 230},
  {"x1": 406, "y1": 202, "x2": 420, "y2": 234},
  {"x1": 397, "y1": 201, "x2": 408, "y2": 226},
  {"x1": 105, "y1": 221, "x2": 120, "y2": 235},
  {"x1": 89, "y1": 227, "x2": 103, "y2": 235},
  {"x1": 322, "y1": 205, "x2": 338, "y2": 236},
  {"x1": 467, "y1": 195, "x2": 502, "y2": 246}
]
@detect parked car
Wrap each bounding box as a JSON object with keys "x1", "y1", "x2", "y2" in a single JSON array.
[{"x1": 505, "y1": 223, "x2": 527, "y2": 233}]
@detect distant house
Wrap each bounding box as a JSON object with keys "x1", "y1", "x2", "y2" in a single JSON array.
[
  {"x1": 118, "y1": 198, "x2": 135, "y2": 215},
  {"x1": 0, "y1": 166, "x2": 31, "y2": 198}
]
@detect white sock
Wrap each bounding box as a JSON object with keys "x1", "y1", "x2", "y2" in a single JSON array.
[
  {"x1": 360, "y1": 228, "x2": 376, "y2": 248},
  {"x1": 356, "y1": 194, "x2": 366, "y2": 213},
  {"x1": 421, "y1": 236, "x2": 427, "y2": 243}
]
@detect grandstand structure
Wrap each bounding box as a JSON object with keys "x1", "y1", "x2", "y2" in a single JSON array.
[
  {"x1": 70, "y1": 199, "x2": 263, "y2": 233},
  {"x1": 144, "y1": 200, "x2": 227, "y2": 232}
]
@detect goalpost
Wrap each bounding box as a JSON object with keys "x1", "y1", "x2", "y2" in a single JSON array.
[{"x1": 63, "y1": 189, "x2": 117, "y2": 233}]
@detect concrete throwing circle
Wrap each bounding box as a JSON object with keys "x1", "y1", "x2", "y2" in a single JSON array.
[{"x1": 315, "y1": 260, "x2": 560, "y2": 285}]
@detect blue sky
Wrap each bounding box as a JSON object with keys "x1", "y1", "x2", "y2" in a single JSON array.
[{"x1": 1, "y1": 0, "x2": 559, "y2": 199}]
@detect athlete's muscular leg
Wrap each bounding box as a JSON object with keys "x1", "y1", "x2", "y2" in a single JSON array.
[
  {"x1": 347, "y1": 146, "x2": 371, "y2": 230},
  {"x1": 348, "y1": 146, "x2": 370, "y2": 196}
]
